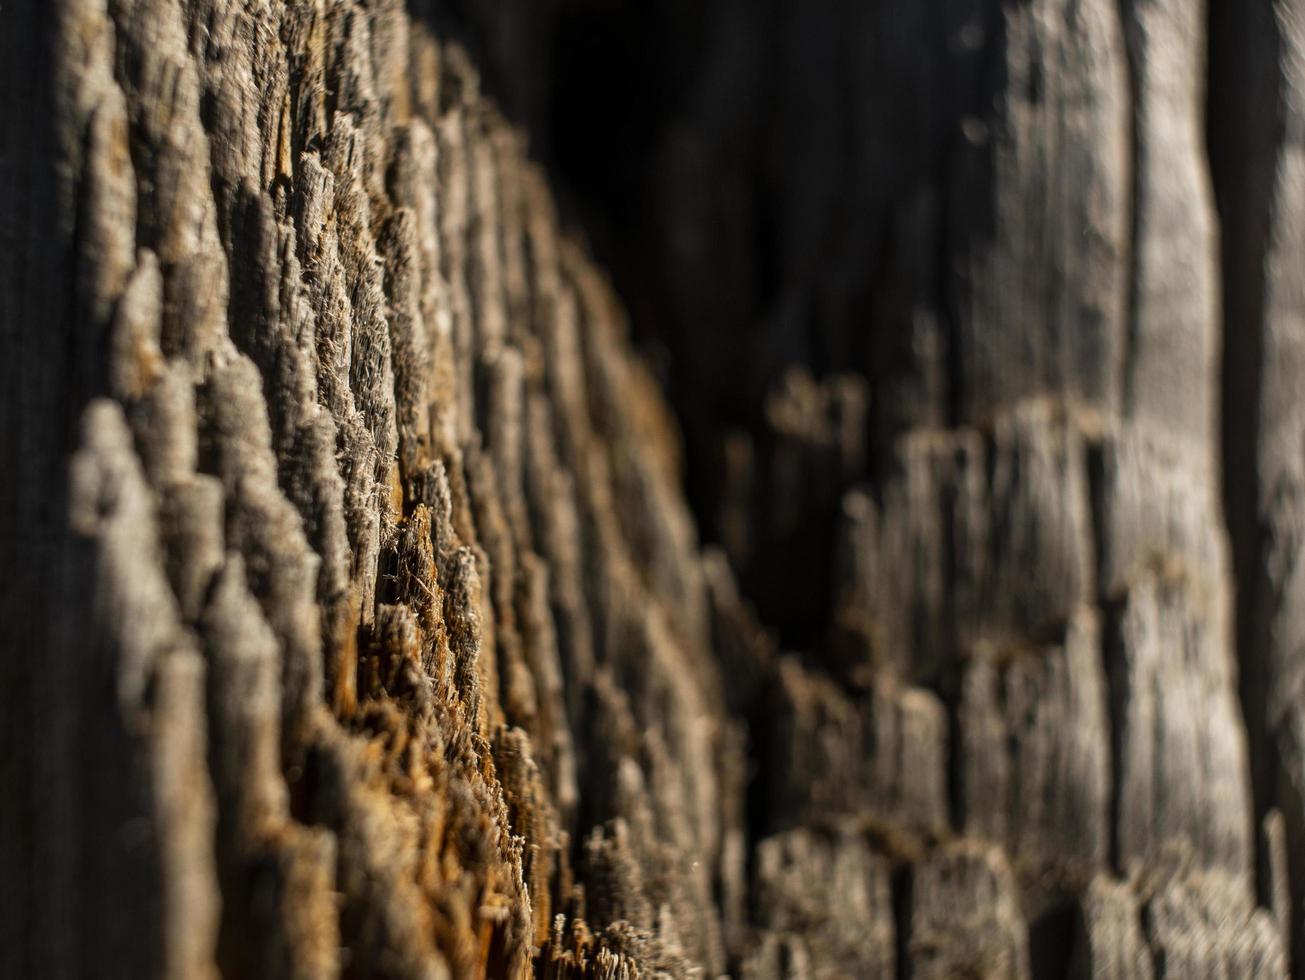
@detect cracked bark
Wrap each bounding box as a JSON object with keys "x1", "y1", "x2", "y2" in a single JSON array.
[{"x1": 0, "y1": 1, "x2": 1300, "y2": 978}]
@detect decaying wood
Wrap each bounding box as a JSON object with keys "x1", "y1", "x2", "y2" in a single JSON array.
[{"x1": 1, "y1": 0, "x2": 1302, "y2": 978}]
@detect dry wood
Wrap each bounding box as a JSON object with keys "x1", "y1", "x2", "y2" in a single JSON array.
[{"x1": 1, "y1": 0, "x2": 1301, "y2": 978}]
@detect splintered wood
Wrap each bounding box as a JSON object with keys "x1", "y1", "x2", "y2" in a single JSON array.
[{"x1": 0, "y1": 0, "x2": 1300, "y2": 978}]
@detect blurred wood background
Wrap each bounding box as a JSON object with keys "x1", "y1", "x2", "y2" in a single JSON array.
[{"x1": 2, "y1": 0, "x2": 1302, "y2": 976}]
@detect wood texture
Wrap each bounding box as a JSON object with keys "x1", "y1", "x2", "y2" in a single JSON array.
[{"x1": 1, "y1": 0, "x2": 1301, "y2": 978}]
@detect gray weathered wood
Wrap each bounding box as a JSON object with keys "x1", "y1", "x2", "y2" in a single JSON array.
[{"x1": 2, "y1": 0, "x2": 1302, "y2": 977}]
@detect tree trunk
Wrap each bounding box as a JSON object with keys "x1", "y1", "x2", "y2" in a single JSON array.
[{"x1": 1, "y1": 1, "x2": 1300, "y2": 978}]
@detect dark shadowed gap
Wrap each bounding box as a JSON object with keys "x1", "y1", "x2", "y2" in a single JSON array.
[
  {"x1": 1027, "y1": 897, "x2": 1077, "y2": 980},
  {"x1": 1206, "y1": 0, "x2": 1281, "y2": 933},
  {"x1": 416, "y1": 0, "x2": 1021, "y2": 658}
]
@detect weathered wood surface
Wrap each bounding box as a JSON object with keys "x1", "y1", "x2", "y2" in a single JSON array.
[
  {"x1": 1, "y1": 0, "x2": 1302, "y2": 977},
  {"x1": 481, "y1": 0, "x2": 1305, "y2": 974}
]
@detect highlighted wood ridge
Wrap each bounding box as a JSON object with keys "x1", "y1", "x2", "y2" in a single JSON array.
[{"x1": 0, "y1": 0, "x2": 1301, "y2": 978}]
